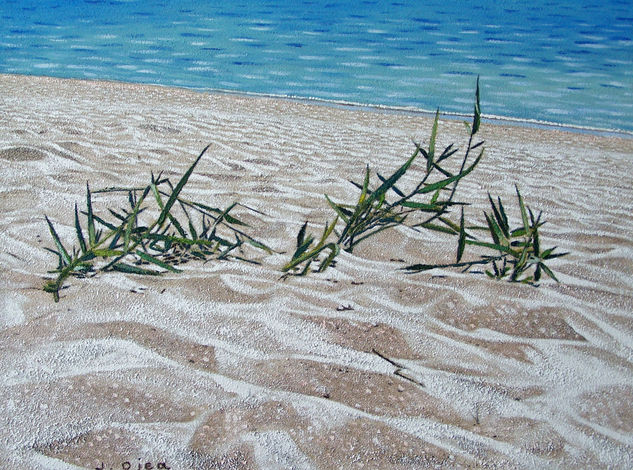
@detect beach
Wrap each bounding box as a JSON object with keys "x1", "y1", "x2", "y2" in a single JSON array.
[{"x1": 1, "y1": 73, "x2": 632, "y2": 469}]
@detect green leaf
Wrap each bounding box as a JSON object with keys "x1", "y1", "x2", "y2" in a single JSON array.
[
  {"x1": 416, "y1": 222, "x2": 457, "y2": 235},
  {"x1": 156, "y1": 144, "x2": 212, "y2": 228},
  {"x1": 45, "y1": 216, "x2": 72, "y2": 266},
  {"x1": 325, "y1": 194, "x2": 350, "y2": 223},
  {"x1": 209, "y1": 202, "x2": 239, "y2": 233},
  {"x1": 427, "y1": 109, "x2": 439, "y2": 173},
  {"x1": 74, "y1": 203, "x2": 87, "y2": 254},
  {"x1": 457, "y1": 207, "x2": 466, "y2": 263},
  {"x1": 400, "y1": 201, "x2": 443, "y2": 211},
  {"x1": 376, "y1": 172, "x2": 405, "y2": 197},
  {"x1": 465, "y1": 239, "x2": 518, "y2": 256},
  {"x1": 430, "y1": 188, "x2": 441, "y2": 204},
  {"x1": 86, "y1": 183, "x2": 96, "y2": 245},
  {"x1": 516, "y1": 185, "x2": 530, "y2": 237},
  {"x1": 319, "y1": 216, "x2": 339, "y2": 245},
  {"x1": 189, "y1": 201, "x2": 248, "y2": 226},
  {"x1": 296, "y1": 221, "x2": 307, "y2": 249},
  {"x1": 292, "y1": 223, "x2": 314, "y2": 260},
  {"x1": 542, "y1": 248, "x2": 569, "y2": 260},
  {"x1": 416, "y1": 149, "x2": 483, "y2": 195},
  {"x1": 402, "y1": 263, "x2": 436, "y2": 272},
  {"x1": 437, "y1": 143, "x2": 459, "y2": 163},
  {"x1": 539, "y1": 262, "x2": 560, "y2": 282},
  {"x1": 472, "y1": 76, "x2": 481, "y2": 135},
  {"x1": 188, "y1": 220, "x2": 198, "y2": 241},
  {"x1": 358, "y1": 164, "x2": 370, "y2": 206},
  {"x1": 125, "y1": 185, "x2": 150, "y2": 252},
  {"x1": 245, "y1": 238, "x2": 273, "y2": 254},
  {"x1": 403, "y1": 258, "x2": 489, "y2": 273},
  {"x1": 485, "y1": 212, "x2": 504, "y2": 246},
  {"x1": 92, "y1": 249, "x2": 125, "y2": 257},
  {"x1": 317, "y1": 243, "x2": 340, "y2": 272},
  {"x1": 136, "y1": 250, "x2": 182, "y2": 272},
  {"x1": 111, "y1": 263, "x2": 161, "y2": 275},
  {"x1": 370, "y1": 147, "x2": 418, "y2": 204},
  {"x1": 439, "y1": 216, "x2": 462, "y2": 233},
  {"x1": 533, "y1": 220, "x2": 541, "y2": 256},
  {"x1": 488, "y1": 193, "x2": 509, "y2": 239},
  {"x1": 497, "y1": 196, "x2": 509, "y2": 236}
]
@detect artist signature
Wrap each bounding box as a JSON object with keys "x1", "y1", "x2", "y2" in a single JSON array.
[{"x1": 96, "y1": 460, "x2": 171, "y2": 470}]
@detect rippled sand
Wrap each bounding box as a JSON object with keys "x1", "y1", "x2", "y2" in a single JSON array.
[{"x1": 1, "y1": 74, "x2": 632, "y2": 469}]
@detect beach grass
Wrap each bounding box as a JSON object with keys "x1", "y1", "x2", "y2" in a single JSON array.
[
  {"x1": 43, "y1": 144, "x2": 272, "y2": 302},
  {"x1": 282, "y1": 78, "x2": 485, "y2": 276},
  {"x1": 403, "y1": 185, "x2": 568, "y2": 283},
  {"x1": 43, "y1": 79, "x2": 566, "y2": 301}
]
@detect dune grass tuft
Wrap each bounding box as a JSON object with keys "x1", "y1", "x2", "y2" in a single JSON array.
[
  {"x1": 282, "y1": 77, "x2": 566, "y2": 283},
  {"x1": 403, "y1": 185, "x2": 568, "y2": 284},
  {"x1": 43, "y1": 144, "x2": 272, "y2": 302},
  {"x1": 283, "y1": 78, "x2": 485, "y2": 276}
]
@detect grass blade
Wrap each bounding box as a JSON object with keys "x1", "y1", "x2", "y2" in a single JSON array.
[
  {"x1": 427, "y1": 109, "x2": 439, "y2": 173},
  {"x1": 245, "y1": 238, "x2": 273, "y2": 254},
  {"x1": 472, "y1": 76, "x2": 481, "y2": 135},
  {"x1": 516, "y1": 185, "x2": 530, "y2": 236},
  {"x1": 296, "y1": 221, "x2": 307, "y2": 249},
  {"x1": 86, "y1": 183, "x2": 96, "y2": 245},
  {"x1": 317, "y1": 243, "x2": 340, "y2": 272},
  {"x1": 112, "y1": 262, "x2": 161, "y2": 275},
  {"x1": 484, "y1": 212, "x2": 504, "y2": 246},
  {"x1": 92, "y1": 249, "x2": 125, "y2": 257},
  {"x1": 465, "y1": 239, "x2": 518, "y2": 256},
  {"x1": 136, "y1": 250, "x2": 182, "y2": 273},
  {"x1": 370, "y1": 147, "x2": 419, "y2": 204},
  {"x1": 358, "y1": 165, "x2": 370, "y2": 205},
  {"x1": 156, "y1": 144, "x2": 212, "y2": 228},
  {"x1": 45, "y1": 216, "x2": 71, "y2": 266},
  {"x1": 497, "y1": 196, "x2": 508, "y2": 235},
  {"x1": 125, "y1": 185, "x2": 150, "y2": 252},
  {"x1": 319, "y1": 217, "x2": 339, "y2": 245},
  {"x1": 377, "y1": 172, "x2": 405, "y2": 197},
  {"x1": 539, "y1": 262, "x2": 560, "y2": 282},
  {"x1": 416, "y1": 149, "x2": 483, "y2": 195},
  {"x1": 457, "y1": 207, "x2": 466, "y2": 263},
  {"x1": 488, "y1": 193, "x2": 509, "y2": 239},
  {"x1": 74, "y1": 203, "x2": 87, "y2": 254},
  {"x1": 416, "y1": 222, "x2": 458, "y2": 235},
  {"x1": 325, "y1": 194, "x2": 350, "y2": 223}
]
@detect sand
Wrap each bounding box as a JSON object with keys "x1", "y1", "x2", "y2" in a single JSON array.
[{"x1": 1, "y1": 73, "x2": 632, "y2": 469}]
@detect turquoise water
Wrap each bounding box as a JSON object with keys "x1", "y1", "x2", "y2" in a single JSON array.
[{"x1": 1, "y1": 0, "x2": 632, "y2": 132}]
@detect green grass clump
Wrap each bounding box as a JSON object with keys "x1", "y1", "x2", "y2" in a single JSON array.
[
  {"x1": 403, "y1": 185, "x2": 568, "y2": 284},
  {"x1": 43, "y1": 145, "x2": 272, "y2": 302},
  {"x1": 282, "y1": 78, "x2": 484, "y2": 276},
  {"x1": 282, "y1": 78, "x2": 566, "y2": 283}
]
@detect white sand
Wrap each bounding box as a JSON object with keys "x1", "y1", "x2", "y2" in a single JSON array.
[{"x1": 1, "y1": 74, "x2": 632, "y2": 469}]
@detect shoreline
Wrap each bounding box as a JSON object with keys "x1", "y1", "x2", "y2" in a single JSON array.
[{"x1": 5, "y1": 72, "x2": 632, "y2": 139}]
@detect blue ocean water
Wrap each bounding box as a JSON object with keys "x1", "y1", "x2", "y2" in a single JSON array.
[{"x1": 1, "y1": 0, "x2": 632, "y2": 132}]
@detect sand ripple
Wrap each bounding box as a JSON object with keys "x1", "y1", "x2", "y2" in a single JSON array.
[{"x1": 1, "y1": 74, "x2": 633, "y2": 469}]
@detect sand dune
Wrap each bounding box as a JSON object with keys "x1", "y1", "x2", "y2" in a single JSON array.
[{"x1": 1, "y1": 74, "x2": 632, "y2": 469}]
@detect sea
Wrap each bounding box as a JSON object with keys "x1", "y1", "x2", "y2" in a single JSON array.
[{"x1": 1, "y1": 0, "x2": 632, "y2": 133}]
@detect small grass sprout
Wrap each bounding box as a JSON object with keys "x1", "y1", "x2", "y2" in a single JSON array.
[{"x1": 43, "y1": 145, "x2": 272, "y2": 302}]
